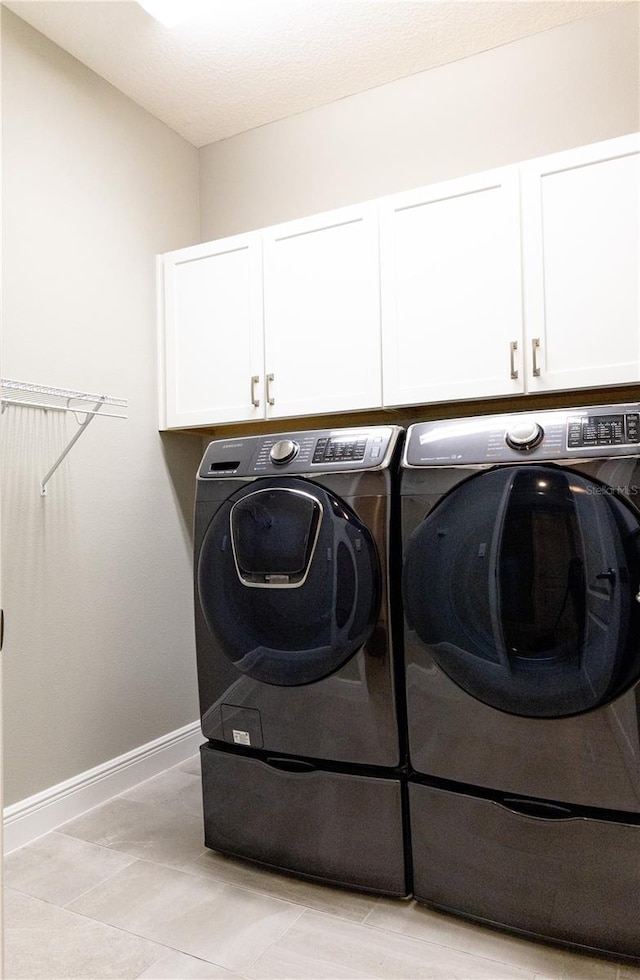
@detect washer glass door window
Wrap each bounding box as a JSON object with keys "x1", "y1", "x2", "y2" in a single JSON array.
[
  {"x1": 231, "y1": 487, "x2": 322, "y2": 588},
  {"x1": 403, "y1": 465, "x2": 640, "y2": 717},
  {"x1": 198, "y1": 478, "x2": 381, "y2": 686}
]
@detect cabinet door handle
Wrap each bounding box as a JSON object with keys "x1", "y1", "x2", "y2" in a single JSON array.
[
  {"x1": 509, "y1": 341, "x2": 519, "y2": 380},
  {"x1": 532, "y1": 337, "x2": 541, "y2": 377},
  {"x1": 266, "y1": 373, "x2": 275, "y2": 406},
  {"x1": 250, "y1": 374, "x2": 260, "y2": 408}
]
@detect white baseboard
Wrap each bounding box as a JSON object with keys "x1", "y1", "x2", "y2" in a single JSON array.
[{"x1": 3, "y1": 720, "x2": 203, "y2": 854}]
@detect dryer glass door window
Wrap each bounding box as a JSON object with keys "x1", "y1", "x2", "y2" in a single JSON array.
[
  {"x1": 197, "y1": 478, "x2": 381, "y2": 686},
  {"x1": 403, "y1": 465, "x2": 640, "y2": 717},
  {"x1": 498, "y1": 467, "x2": 585, "y2": 664}
]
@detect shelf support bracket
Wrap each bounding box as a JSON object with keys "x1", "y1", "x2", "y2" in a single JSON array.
[{"x1": 40, "y1": 397, "x2": 106, "y2": 496}]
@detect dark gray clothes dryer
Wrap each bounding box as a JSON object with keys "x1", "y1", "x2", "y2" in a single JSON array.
[
  {"x1": 401, "y1": 403, "x2": 640, "y2": 960},
  {"x1": 194, "y1": 425, "x2": 407, "y2": 896}
]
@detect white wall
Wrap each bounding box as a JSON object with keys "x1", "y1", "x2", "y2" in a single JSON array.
[
  {"x1": 1, "y1": 9, "x2": 202, "y2": 807},
  {"x1": 200, "y1": 3, "x2": 639, "y2": 239}
]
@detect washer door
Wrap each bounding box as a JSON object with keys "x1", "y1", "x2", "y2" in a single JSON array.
[
  {"x1": 197, "y1": 478, "x2": 380, "y2": 686},
  {"x1": 403, "y1": 465, "x2": 640, "y2": 717}
]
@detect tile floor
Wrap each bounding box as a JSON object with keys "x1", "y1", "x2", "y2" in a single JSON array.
[{"x1": 4, "y1": 755, "x2": 639, "y2": 980}]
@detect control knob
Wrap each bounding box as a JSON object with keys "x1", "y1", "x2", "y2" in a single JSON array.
[
  {"x1": 270, "y1": 439, "x2": 299, "y2": 465},
  {"x1": 505, "y1": 420, "x2": 544, "y2": 451}
]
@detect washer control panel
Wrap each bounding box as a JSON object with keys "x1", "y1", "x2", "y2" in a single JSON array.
[
  {"x1": 404, "y1": 404, "x2": 640, "y2": 467},
  {"x1": 312, "y1": 434, "x2": 368, "y2": 464},
  {"x1": 199, "y1": 425, "x2": 402, "y2": 478}
]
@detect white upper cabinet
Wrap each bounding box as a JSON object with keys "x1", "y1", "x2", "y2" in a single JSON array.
[
  {"x1": 262, "y1": 204, "x2": 382, "y2": 419},
  {"x1": 521, "y1": 133, "x2": 639, "y2": 393},
  {"x1": 380, "y1": 168, "x2": 524, "y2": 408},
  {"x1": 161, "y1": 233, "x2": 264, "y2": 428},
  {"x1": 158, "y1": 134, "x2": 639, "y2": 430}
]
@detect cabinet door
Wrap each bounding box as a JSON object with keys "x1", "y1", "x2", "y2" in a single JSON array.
[
  {"x1": 262, "y1": 205, "x2": 382, "y2": 419},
  {"x1": 160, "y1": 233, "x2": 264, "y2": 429},
  {"x1": 521, "y1": 134, "x2": 639, "y2": 393},
  {"x1": 380, "y1": 169, "x2": 524, "y2": 408}
]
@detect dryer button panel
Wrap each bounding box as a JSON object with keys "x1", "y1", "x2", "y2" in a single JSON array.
[
  {"x1": 567, "y1": 412, "x2": 640, "y2": 449},
  {"x1": 404, "y1": 404, "x2": 640, "y2": 467}
]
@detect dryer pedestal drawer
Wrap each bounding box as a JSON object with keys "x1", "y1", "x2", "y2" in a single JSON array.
[
  {"x1": 409, "y1": 781, "x2": 640, "y2": 960},
  {"x1": 201, "y1": 743, "x2": 407, "y2": 896}
]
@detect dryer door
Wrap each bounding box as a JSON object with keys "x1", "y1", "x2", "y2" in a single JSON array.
[
  {"x1": 197, "y1": 478, "x2": 380, "y2": 685},
  {"x1": 403, "y1": 465, "x2": 640, "y2": 717}
]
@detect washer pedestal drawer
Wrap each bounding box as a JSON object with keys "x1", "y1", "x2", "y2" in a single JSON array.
[
  {"x1": 409, "y1": 781, "x2": 640, "y2": 960},
  {"x1": 200, "y1": 742, "x2": 408, "y2": 896}
]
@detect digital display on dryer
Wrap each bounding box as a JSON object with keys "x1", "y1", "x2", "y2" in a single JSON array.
[{"x1": 567, "y1": 413, "x2": 640, "y2": 448}]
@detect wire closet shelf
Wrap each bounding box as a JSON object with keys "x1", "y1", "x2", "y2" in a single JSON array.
[{"x1": 0, "y1": 379, "x2": 128, "y2": 495}]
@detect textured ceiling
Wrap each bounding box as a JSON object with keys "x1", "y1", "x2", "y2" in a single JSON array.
[{"x1": 3, "y1": 0, "x2": 619, "y2": 147}]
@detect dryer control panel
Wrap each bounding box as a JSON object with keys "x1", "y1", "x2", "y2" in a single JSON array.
[
  {"x1": 404, "y1": 403, "x2": 640, "y2": 467},
  {"x1": 199, "y1": 425, "x2": 402, "y2": 479},
  {"x1": 566, "y1": 412, "x2": 639, "y2": 449}
]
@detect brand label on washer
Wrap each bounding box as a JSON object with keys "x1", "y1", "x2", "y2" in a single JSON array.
[{"x1": 232, "y1": 729, "x2": 251, "y2": 746}]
